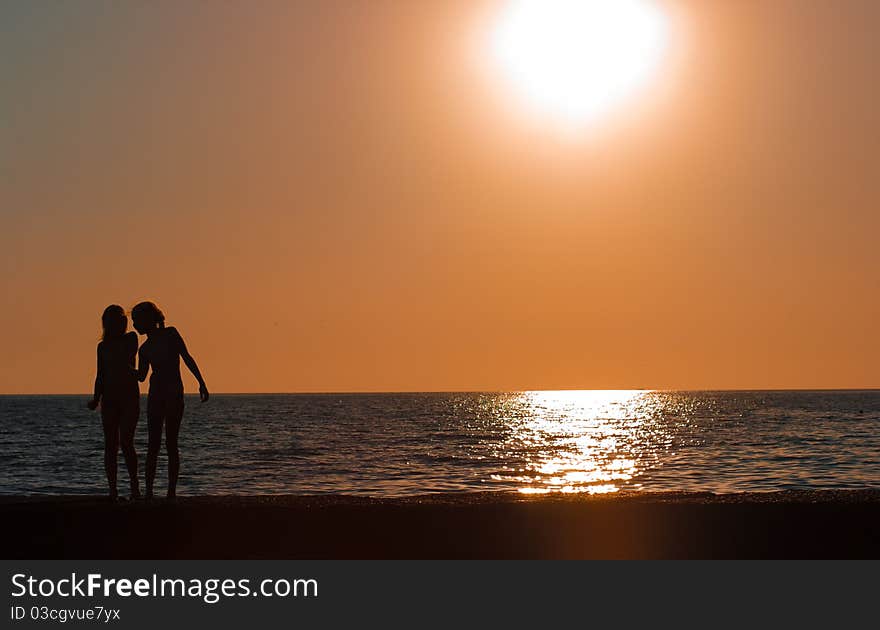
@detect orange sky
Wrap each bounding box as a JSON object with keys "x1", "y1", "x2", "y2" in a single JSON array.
[{"x1": 2, "y1": 0, "x2": 879, "y2": 393}]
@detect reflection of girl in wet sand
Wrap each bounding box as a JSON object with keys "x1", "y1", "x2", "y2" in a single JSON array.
[
  {"x1": 131, "y1": 301, "x2": 208, "y2": 501},
  {"x1": 87, "y1": 305, "x2": 140, "y2": 502}
]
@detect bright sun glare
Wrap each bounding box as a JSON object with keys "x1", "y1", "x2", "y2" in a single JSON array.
[{"x1": 490, "y1": 0, "x2": 669, "y2": 127}]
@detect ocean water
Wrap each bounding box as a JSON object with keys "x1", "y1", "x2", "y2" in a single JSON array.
[{"x1": 1, "y1": 391, "x2": 878, "y2": 497}]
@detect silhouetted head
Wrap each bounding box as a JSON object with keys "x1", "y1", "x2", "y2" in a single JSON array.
[
  {"x1": 101, "y1": 305, "x2": 128, "y2": 341},
  {"x1": 131, "y1": 301, "x2": 165, "y2": 335}
]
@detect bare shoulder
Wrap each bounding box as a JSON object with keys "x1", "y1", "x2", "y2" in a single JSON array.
[{"x1": 166, "y1": 326, "x2": 184, "y2": 343}]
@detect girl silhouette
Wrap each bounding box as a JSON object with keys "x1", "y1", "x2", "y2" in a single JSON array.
[
  {"x1": 87, "y1": 305, "x2": 140, "y2": 501},
  {"x1": 131, "y1": 301, "x2": 209, "y2": 500}
]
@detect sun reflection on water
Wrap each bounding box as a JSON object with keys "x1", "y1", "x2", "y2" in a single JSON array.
[{"x1": 489, "y1": 390, "x2": 656, "y2": 495}]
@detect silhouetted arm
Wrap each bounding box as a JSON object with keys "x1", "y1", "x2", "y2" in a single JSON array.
[
  {"x1": 175, "y1": 329, "x2": 209, "y2": 402},
  {"x1": 136, "y1": 346, "x2": 150, "y2": 383},
  {"x1": 88, "y1": 345, "x2": 103, "y2": 410},
  {"x1": 126, "y1": 332, "x2": 139, "y2": 380}
]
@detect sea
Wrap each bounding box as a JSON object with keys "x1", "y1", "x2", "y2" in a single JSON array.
[{"x1": 1, "y1": 390, "x2": 878, "y2": 497}]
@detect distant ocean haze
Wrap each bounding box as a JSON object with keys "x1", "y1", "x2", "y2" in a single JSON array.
[{"x1": 1, "y1": 391, "x2": 879, "y2": 496}]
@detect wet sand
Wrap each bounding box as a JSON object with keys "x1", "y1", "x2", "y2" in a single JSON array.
[{"x1": 3, "y1": 490, "x2": 879, "y2": 559}]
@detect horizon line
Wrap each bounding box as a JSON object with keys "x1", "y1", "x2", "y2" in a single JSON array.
[{"x1": 3, "y1": 387, "x2": 880, "y2": 396}]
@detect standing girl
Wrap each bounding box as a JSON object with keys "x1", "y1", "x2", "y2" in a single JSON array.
[
  {"x1": 131, "y1": 301, "x2": 209, "y2": 500},
  {"x1": 88, "y1": 305, "x2": 140, "y2": 501}
]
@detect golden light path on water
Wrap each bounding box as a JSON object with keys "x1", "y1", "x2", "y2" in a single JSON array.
[{"x1": 492, "y1": 390, "x2": 663, "y2": 494}]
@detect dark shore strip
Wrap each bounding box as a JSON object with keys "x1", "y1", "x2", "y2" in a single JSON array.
[{"x1": 3, "y1": 490, "x2": 879, "y2": 559}]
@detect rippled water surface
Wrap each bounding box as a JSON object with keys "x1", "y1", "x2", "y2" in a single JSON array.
[{"x1": 1, "y1": 391, "x2": 879, "y2": 496}]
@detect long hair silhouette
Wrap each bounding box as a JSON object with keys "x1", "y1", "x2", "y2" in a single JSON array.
[
  {"x1": 101, "y1": 305, "x2": 128, "y2": 341},
  {"x1": 131, "y1": 301, "x2": 165, "y2": 330}
]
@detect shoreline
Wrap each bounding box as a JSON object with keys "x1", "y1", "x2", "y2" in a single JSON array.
[
  {"x1": 3, "y1": 490, "x2": 879, "y2": 559},
  {"x1": 3, "y1": 487, "x2": 880, "y2": 505}
]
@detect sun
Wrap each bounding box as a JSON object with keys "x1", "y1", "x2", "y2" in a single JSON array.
[{"x1": 490, "y1": 0, "x2": 669, "y2": 127}]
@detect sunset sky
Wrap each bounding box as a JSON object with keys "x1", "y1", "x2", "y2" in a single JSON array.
[{"x1": 2, "y1": 0, "x2": 878, "y2": 393}]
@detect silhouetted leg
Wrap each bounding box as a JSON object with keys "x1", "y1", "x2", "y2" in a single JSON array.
[
  {"x1": 146, "y1": 394, "x2": 164, "y2": 499},
  {"x1": 165, "y1": 395, "x2": 185, "y2": 499},
  {"x1": 101, "y1": 404, "x2": 120, "y2": 501},
  {"x1": 120, "y1": 397, "x2": 140, "y2": 499}
]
